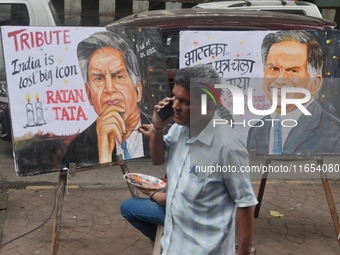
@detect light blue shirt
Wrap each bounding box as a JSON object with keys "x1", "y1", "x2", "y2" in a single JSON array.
[{"x1": 161, "y1": 113, "x2": 258, "y2": 255}]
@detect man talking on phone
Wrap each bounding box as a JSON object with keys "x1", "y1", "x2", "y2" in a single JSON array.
[{"x1": 149, "y1": 64, "x2": 257, "y2": 255}]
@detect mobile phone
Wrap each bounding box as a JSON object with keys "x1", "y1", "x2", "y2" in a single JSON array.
[{"x1": 157, "y1": 98, "x2": 174, "y2": 121}]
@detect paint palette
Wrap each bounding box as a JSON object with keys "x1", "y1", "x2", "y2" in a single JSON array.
[{"x1": 124, "y1": 173, "x2": 166, "y2": 190}]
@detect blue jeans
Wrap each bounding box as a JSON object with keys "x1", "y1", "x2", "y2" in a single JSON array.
[{"x1": 120, "y1": 198, "x2": 166, "y2": 242}]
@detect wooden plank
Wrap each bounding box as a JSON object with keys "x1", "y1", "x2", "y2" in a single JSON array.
[
  {"x1": 253, "y1": 156, "x2": 340, "y2": 247},
  {"x1": 317, "y1": 159, "x2": 340, "y2": 247},
  {"x1": 51, "y1": 171, "x2": 67, "y2": 255},
  {"x1": 152, "y1": 225, "x2": 164, "y2": 255},
  {"x1": 116, "y1": 154, "x2": 139, "y2": 198},
  {"x1": 254, "y1": 159, "x2": 270, "y2": 218}
]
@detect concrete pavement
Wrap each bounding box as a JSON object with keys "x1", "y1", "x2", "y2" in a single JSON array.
[
  {"x1": 1, "y1": 140, "x2": 340, "y2": 254},
  {"x1": 0, "y1": 180, "x2": 339, "y2": 254}
]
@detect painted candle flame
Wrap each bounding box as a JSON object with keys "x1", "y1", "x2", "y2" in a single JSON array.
[{"x1": 26, "y1": 93, "x2": 31, "y2": 103}]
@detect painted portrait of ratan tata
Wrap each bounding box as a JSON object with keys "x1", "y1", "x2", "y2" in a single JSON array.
[
  {"x1": 247, "y1": 30, "x2": 340, "y2": 156},
  {"x1": 62, "y1": 31, "x2": 145, "y2": 167}
]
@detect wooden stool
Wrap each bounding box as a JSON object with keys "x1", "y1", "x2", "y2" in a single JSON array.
[{"x1": 152, "y1": 224, "x2": 164, "y2": 255}]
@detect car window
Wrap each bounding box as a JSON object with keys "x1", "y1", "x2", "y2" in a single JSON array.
[
  {"x1": 264, "y1": 9, "x2": 307, "y2": 16},
  {"x1": 0, "y1": 4, "x2": 30, "y2": 26},
  {"x1": 0, "y1": 4, "x2": 30, "y2": 83},
  {"x1": 162, "y1": 29, "x2": 181, "y2": 70},
  {"x1": 0, "y1": 32, "x2": 5, "y2": 83},
  {"x1": 48, "y1": 1, "x2": 61, "y2": 26}
]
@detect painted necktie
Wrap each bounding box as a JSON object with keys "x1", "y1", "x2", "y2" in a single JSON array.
[
  {"x1": 273, "y1": 116, "x2": 282, "y2": 155},
  {"x1": 121, "y1": 141, "x2": 131, "y2": 159}
]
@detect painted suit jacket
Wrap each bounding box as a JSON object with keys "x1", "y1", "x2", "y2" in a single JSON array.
[
  {"x1": 62, "y1": 115, "x2": 150, "y2": 168},
  {"x1": 247, "y1": 100, "x2": 340, "y2": 156}
]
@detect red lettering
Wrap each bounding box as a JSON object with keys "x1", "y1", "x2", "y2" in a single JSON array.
[
  {"x1": 36, "y1": 32, "x2": 44, "y2": 47},
  {"x1": 45, "y1": 31, "x2": 52, "y2": 45},
  {"x1": 74, "y1": 89, "x2": 85, "y2": 102},
  {"x1": 63, "y1": 30, "x2": 71, "y2": 44},
  {"x1": 61, "y1": 107, "x2": 69, "y2": 120},
  {"x1": 52, "y1": 106, "x2": 61, "y2": 120},
  {"x1": 68, "y1": 106, "x2": 76, "y2": 120},
  {"x1": 30, "y1": 31, "x2": 34, "y2": 48},
  {"x1": 7, "y1": 29, "x2": 26, "y2": 52},
  {"x1": 7, "y1": 29, "x2": 71, "y2": 52},
  {"x1": 46, "y1": 90, "x2": 56, "y2": 104},
  {"x1": 68, "y1": 91, "x2": 75, "y2": 103},
  {"x1": 45, "y1": 89, "x2": 85, "y2": 104},
  {"x1": 77, "y1": 106, "x2": 88, "y2": 120},
  {"x1": 53, "y1": 30, "x2": 62, "y2": 45},
  {"x1": 59, "y1": 90, "x2": 68, "y2": 103},
  {"x1": 55, "y1": 91, "x2": 62, "y2": 103},
  {"x1": 21, "y1": 32, "x2": 30, "y2": 51},
  {"x1": 52, "y1": 105, "x2": 88, "y2": 121}
]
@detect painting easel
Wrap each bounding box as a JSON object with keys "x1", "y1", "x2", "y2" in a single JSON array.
[
  {"x1": 250, "y1": 150, "x2": 340, "y2": 247},
  {"x1": 51, "y1": 154, "x2": 140, "y2": 255}
]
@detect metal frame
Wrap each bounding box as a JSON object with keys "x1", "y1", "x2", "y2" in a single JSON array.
[{"x1": 251, "y1": 150, "x2": 340, "y2": 248}]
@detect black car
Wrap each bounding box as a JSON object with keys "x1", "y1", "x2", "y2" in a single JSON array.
[{"x1": 107, "y1": 8, "x2": 336, "y2": 87}]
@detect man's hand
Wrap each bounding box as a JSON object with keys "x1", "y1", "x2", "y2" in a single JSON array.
[
  {"x1": 137, "y1": 187, "x2": 167, "y2": 205},
  {"x1": 149, "y1": 97, "x2": 174, "y2": 166},
  {"x1": 137, "y1": 187, "x2": 154, "y2": 196},
  {"x1": 236, "y1": 206, "x2": 255, "y2": 255},
  {"x1": 96, "y1": 105, "x2": 126, "y2": 163},
  {"x1": 152, "y1": 97, "x2": 174, "y2": 130},
  {"x1": 138, "y1": 124, "x2": 153, "y2": 138}
]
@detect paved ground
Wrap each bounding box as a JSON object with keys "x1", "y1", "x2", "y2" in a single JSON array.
[
  {"x1": 0, "y1": 138, "x2": 340, "y2": 254},
  {"x1": 0, "y1": 180, "x2": 339, "y2": 255}
]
